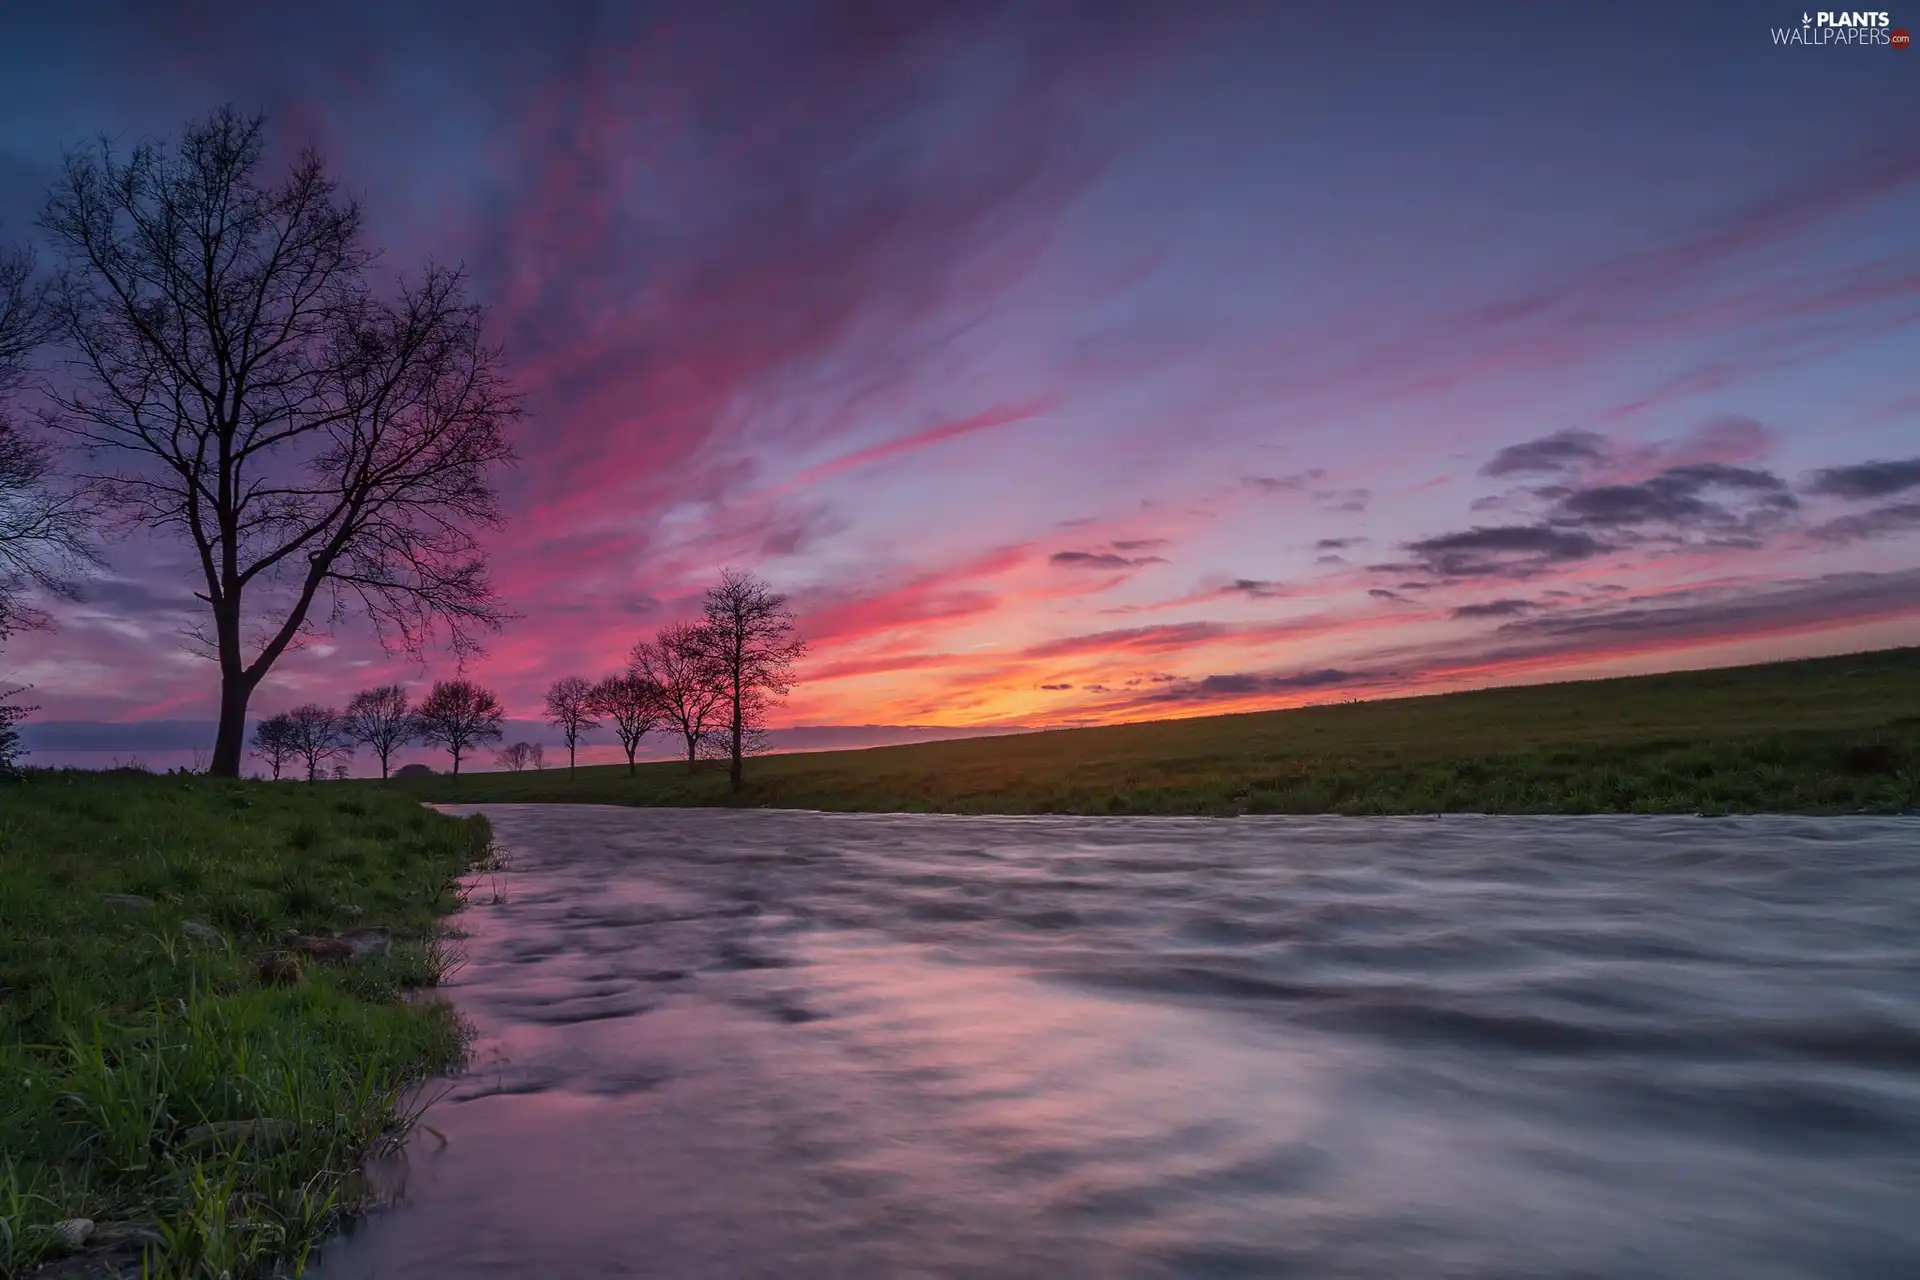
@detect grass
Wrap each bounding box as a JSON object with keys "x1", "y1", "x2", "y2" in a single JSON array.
[
  {"x1": 391, "y1": 647, "x2": 1920, "y2": 815},
  {"x1": 0, "y1": 771, "x2": 493, "y2": 1278}
]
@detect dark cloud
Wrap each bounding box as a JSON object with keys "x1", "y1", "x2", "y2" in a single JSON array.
[
  {"x1": 1391, "y1": 525, "x2": 1610, "y2": 580},
  {"x1": 1317, "y1": 486, "x2": 1371, "y2": 513},
  {"x1": 1221, "y1": 578, "x2": 1288, "y2": 599},
  {"x1": 1168, "y1": 668, "x2": 1354, "y2": 699},
  {"x1": 1806, "y1": 501, "x2": 1920, "y2": 546},
  {"x1": 1050, "y1": 550, "x2": 1168, "y2": 569},
  {"x1": 1806, "y1": 457, "x2": 1920, "y2": 501},
  {"x1": 1485, "y1": 568, "x2": 1920, "y2": 646},
  {"x1": 1315, "y1": 537, "x2": 1363, "y2": 551},
  {"x1": 1480, "y1": 429, "x2": 1608, "y2": 477},
  {"x1": 1369, "y1": 588, "x2": 1411, "y2": 602},
  {"x1": 1316, "y1": 554, "x2": 1347, "y2": 566},
  {"x1": 1110, "y1": 537, "x2": 1170, "y2": 552},
  {"x1": 1393, "y1": 461, "x2": 1800, "y2": 583},
  {"x1": 1039, "y1": 682, "x2": 1073, "y2": 690},
  {"x1": 1550, "y1": 463, "x2": 1797, "y2": 537},
  {"x1": 1451, "y1": 598, "x2": 1538, "y2": 619},
  {"x1": 1243, "y1": 469, "x2": 1324, "y2": 494}
]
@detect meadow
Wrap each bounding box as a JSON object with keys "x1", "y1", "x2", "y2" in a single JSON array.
[
  {"x1": 395, "y1": 647, "x2": 1920, "y2": 815},
  {"x1": 0, "y1": 773, "x2": 493, "y2": 1277}
]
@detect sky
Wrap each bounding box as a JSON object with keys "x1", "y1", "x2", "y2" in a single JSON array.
[{"x1": 2, "y1": 1, "x2": 1919, "y2": 771}]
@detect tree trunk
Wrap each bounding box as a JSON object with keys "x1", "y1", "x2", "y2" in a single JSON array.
[
  {"x1": 210, "y1": 667, "x2": 253, "y2": 778},
  {"x1": 685, "y1": 734, "x2": 698, "y2": 773},
  {"x1": 626, "y1": 748, "x2": 637, "y2": 777},
  {"x1": 568, "y1": 739, "x2": 576, "y2": 779},
  {"x1": 728, "y1": 676, "x2": 744, "y2": 793}
]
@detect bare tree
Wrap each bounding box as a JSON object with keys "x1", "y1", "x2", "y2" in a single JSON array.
[
  {"x1": 543, "y1": 674, "x2": 599, "y2": 778},
  {"x1": 1, "y1": 242, "x2": 95, "y2": 641},
  {"x1": 250, "y1": 711, "x2": 296, "y2": 780},
  {"x1": 284, "y1": 702, "x2": 349, "y2": 782},
  {"x1": 414, "y1": 677, "x2": 502, "y2": 778},
  {"x1": 529, "y1": 741, "x2": 545, "y2": 770},
  {"x1": 632, "y1": 620, "x2": 724, "y2": 774},
  {"x1": 39, "y1": 108, "x2": 517, "y2": 777},
  {"x1": 342, "y1": 683, "x2": 415, "y2": 779},
  {"x1": 493, "y1": 740, "x2": 539, "y2": 772},
  {"x1": 590, "y1": 671, "x2": 659, "y2": 776},
  {"x1": 330, "y1": 761, "x2": 351, "y2": 781},
  {"x1": 699, "y1": 569, "x2": 807, "y2": 792}
]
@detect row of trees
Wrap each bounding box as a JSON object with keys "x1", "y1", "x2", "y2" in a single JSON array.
[
  {"x1": 249, "y1": 569, "x2": 806, "y2": 788},
  {"x1": 252, "y1": 679, "x2": 504, "y2": 781},
  {"x1": 543, "y1": 570, "x2": 806, "y2": 790}
]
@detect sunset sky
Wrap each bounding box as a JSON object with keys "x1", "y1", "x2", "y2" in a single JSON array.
[{"x1": 3, "y1": 2, "x2": 1919, "y2": 769}]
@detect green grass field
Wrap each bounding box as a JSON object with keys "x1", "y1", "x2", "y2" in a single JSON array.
[
  {"x1": 0, "y1": 772, "x2": 493, "y2": 1278},
  {"x1": 394, "y1": 647, "x2": 1920, "y2": 815}
]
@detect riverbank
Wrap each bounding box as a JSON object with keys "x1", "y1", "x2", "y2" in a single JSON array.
[
  {"x1": 0, "y1": 771, "x2": 492, "y2": 1277},
  {"x1": 392, "y1": 647, "x2": 1920, "y2": 815}
]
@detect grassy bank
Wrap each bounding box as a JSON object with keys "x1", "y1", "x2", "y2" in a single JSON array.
[
  {"x1": 0, "y1": 771, "x2": 492, "y2": 1278},
  {"x1": 393, "y1": 647, "x2": 1920, "y2": 815}
]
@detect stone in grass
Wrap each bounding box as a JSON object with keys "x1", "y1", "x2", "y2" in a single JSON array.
[
  {"x1": 182, "y1": 1117, "x2": 298, "y2": 1153},
  {"x1": 92, "y1": 1222, "x2": 164, "y2": 1250},
  {"x1": 181, "y1": 919, "x2": 223, "y2": 943},
  {"x1": 51, "y1": 1217, "x2": 94, "y2": 1248},
  {"x1": 99, "y1": 893, "x2": 152, "y2": 912},
  {"x1": 254, "y1": 953, "x2": 305, "y2": 986},
  {"x1": 291, "y1": 929, "x2": 391, "y2": 963}
]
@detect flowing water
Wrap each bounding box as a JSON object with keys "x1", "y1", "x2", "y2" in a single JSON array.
[{"x1": 310, "y1": 807, "x2": 1920, "y2": 1278}]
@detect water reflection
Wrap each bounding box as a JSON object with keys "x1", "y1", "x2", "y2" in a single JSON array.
[{"x1": 312, "y1": 810, "x2": 1920, "y2": 1278}]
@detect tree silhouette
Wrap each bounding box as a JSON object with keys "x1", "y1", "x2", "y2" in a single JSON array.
[
  {"x1": 543, "y1": 675, "x2": 599, "y2": 777},
  {"x1": 284, "y1": 703, "x2": 349, "y2": 783},
  {"x1": 632, "y1": 620, "x2": 724, "y2": 774},
  {"x1": 590, "y1": 671, "x2": 659, "y2": 776},
  {"x1": 40, "y1": 108, "x2": 517, "y2": 776},
  {"x1": 699, "y1": 569, "x2": 807, "y2": 792},
  {"x1": 493, "y1": 741, "x2": 540, "y2": 772},
  {"x1": 250, "y1": 712, "x2": 296, "y2": 780},
  {"x1": 0, "y1": 242, "x2": 95, "y2": 641},
  {"x1": 342, "y1": 684, "x2": 415, "y2": 779},
  {"x1": 414, "y1": 678, "x2": 503, "y2": 778}
]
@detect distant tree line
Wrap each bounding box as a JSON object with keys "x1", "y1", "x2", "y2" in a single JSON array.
[{"x1": 246, "y1": 568, "x2": 804, "y2": 790}]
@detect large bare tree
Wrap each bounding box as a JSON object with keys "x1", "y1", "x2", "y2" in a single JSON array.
[
  {"x1": 1, "y1": 242, "x2": 95, "y2": 641},
  {"x1": 699, "y1": 568, "x2": 807, "y2": 792},
  {"x1": 39, "y1": 108, "x2": 517, "y2": 776},
  {"x1": 632, "y1": 620, "x2": 724, "y2": 774}
]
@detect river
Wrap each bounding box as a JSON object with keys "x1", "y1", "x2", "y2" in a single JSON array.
[{"x1": 309, "y1": 807, "x2": 1920, "y2": 1278}]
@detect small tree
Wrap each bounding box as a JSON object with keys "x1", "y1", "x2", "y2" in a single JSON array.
[
  {"x1": 285, "y1": 703, "x2": 349, "y2": 783},
  {"x1": 343, "y1": 684, "x2": 416, "y2": 779},
  {"x1": 633, "y1": 620, "x2": 725, "y2": 774},
  {"x1": 700, "y1": 569, "x2": 807, "y2": 792},
  {"x1": 330, "y1": 762, "x2": 351, "y2": 781},
  {"x1": 543, "y1": 675, "x2": 599, "y2": 778},
  {"x1": 414, "y1": 678, "x2": 503, "y2": 778},
  {"x1": 493, "y1": 741, "x2": 539, "y2": 772},
  {"x1": 251, "y1": 712, "x2": 296, "y2": 781},
  {"x1": 530, "y1": 742, "x2": 545, "y2": 770},
  {"x1": 590, "y1": 671, "x2": 659, "y2": 776}
]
